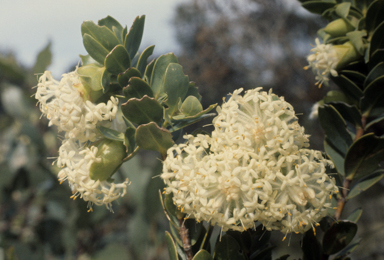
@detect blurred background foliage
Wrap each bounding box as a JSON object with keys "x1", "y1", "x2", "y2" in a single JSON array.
[{"x1": 0, "y1": 0, "x2": 383, "y2": 259}]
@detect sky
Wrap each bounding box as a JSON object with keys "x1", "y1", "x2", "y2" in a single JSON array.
[{"x1": 0, "y1": 0, "x2": 185, "y2": 76}]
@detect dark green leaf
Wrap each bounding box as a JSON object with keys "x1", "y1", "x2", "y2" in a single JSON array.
[
  {"x1": 104, "y1": 45, "x2": 131, "y2": 74},
  {"x1": 345, "y1": 133, "x2": 384, "y2": 179},
  {"x1": 170, "y1": 223, "x2": 183, "y2": 247},
  {"x1": 33, "y1": 42, "x2": 52, "y2": 74},
  {"x1": 366, "y1": 0, "x2": 384, "y2": 34},
  {"x1": 121, "y1": 96, "x2": 163, "y2": 125},
  {"x1": 369, "y1": 49, "x2": 384, "y2": 70},
  {"x1": 179, "y1": 96, "x2": 203, "y2": 117},
  {"x1": 135, "y1": 122, "x2": 174, "y2": 154},
  {"x1": 185, "y1": 219, "x2": 203, "y2": 246},
  {"x1": 98, "y1": 16, "x2": 123, "y2": 43},
  {"x1": 364, "y1": 62, "x2": 384, "y2": 88},
  {"x1": 164, "y1": 192, "x2": 180, "y2": 228},
  {"x1": 331, "y1": 74, "x2": 363, "y2": 102},
  {"x1": 82, "y1": 34, "x2": 110, "y2": 64},
  {"x1": 214, "y1": 234, "x2": 246, "y2": 260},
  {"x1": 347, "y1": 169, "x2": 384, "y2": 199},
  {"x1": 123, "y1": 127, "x2": 136, "y2": 154},
  {"x1": 322, "y1": 221, "x2": 357, "y2": 255},
  {"x1": 370, "y1": 20, "x2": 384, "y2": 57},
  {"x1": 324, "y1": 139, "x2": 345, "y2": 176},
  {"x1": 301, "y1": 1, "x2": 336, "y2": 14},
  {"x1": 163, "y1": 63, "x2": 189, "y2": 115},
  {"x1": 361, "y1": 75, "x2": 384, "y2": 117},
  {"x1": 318, "y1": 105, "x2": 353, "y2": 156},
  {"x1": 346, "y1": 208, "x2": 363, "y2": 223},
  {"x1": 98, "y1": 126, "x2": 125, "y2": 141},
  {"x1": 323, "y1": 90, "x2": 352, "y2": 105},
  {"x1": 150, "y1": 53, "x2": 179, "y2": 98},
  {"x1": 81, "y1": 21, "x2": 120, "y2": 52},
  {"x1": 339, "y1": 70, "x2": 366, "y2": 88},
  {"x1": 123, "y1": 77, "x2": 153, "y2": 100},
  {"x1": 193, "y1": 250, "x2": 213, "y2": 260},
  {"x1": 249, "y1": 245, "x2": 275, "y2": 260},
  {"x1": 165, "y1": 231, "x2": 179, "y2": 260},
  {"x1": 334, "y1": 238, "x2": 361, "y2": 259},
  {"x1": 302, "y1": 228, "x2": 322, "y2": 260},
  {"x1": 171, "y1": 111, "x2": 217, "y2": 133},
  {"x1": 144, "y1": 59, "x2": 155, "y2": 83},
  {"x1": 250, "y1": 224, "x2": 271, "y2": 253},
  {"x1": 225, "y1": 230, "x2": 252, "y2": 254},
  {"x1": 365, "y1": 115, "x2": 384, "y2": 129},
  {"x1": 329, "y1": 102, "x2": 362, "y2": 127},
  {"x1": 118, "y1": 67, "x2": 142, "y2": 87},
  {"x1": 136, "y1": 45, "x2": 155, "y2": 76},
  {"x1": 124, "y1": 15, "x2": 145, "y2": 59},
  {"x1": 275, "y1": 255, "x2": 290, "y2": 260}
]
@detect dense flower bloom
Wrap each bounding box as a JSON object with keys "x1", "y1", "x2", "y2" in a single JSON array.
[
  {"x1": 305, "y1": 38, "x2": 340, "y2": 87},
  {"x1": 35, "y1": 70, "x2": 118, "y2": 142},
  {"x1": 57, "y1": 138, "x2": 129, "y2": 211},
  {"x1": 161, "y1": 88, "x2": 337, "y2": 233}
]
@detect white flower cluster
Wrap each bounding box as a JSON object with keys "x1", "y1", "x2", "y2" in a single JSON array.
[
  {"x1": 36, "y1": 70, "x2": 129, "y2": 211},
  {"x1": 305, "y1": 38, "x2": 340, "y2": 88},
  {"x1": 161, "y1": 88, "x2": 338, "y2": 235}
]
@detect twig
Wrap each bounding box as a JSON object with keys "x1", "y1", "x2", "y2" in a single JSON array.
[{"x1": 179, "y1": 218, "x2": 193, "y2": 260}]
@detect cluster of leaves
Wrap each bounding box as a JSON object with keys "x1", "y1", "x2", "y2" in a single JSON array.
[
  {"x1": 298, "y1": 0, "x2": 384, "y2": 259},
  {"x1": 161, "y1": 192, "x2": 286, "y2": 260},
  {"x1": 78, "y1": 16, "x2": 216, "y2": 161}
]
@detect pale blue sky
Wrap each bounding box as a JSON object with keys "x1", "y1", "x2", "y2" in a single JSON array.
[{"x1": 0, "y1": 0, "x2": 185, "y2": 76}]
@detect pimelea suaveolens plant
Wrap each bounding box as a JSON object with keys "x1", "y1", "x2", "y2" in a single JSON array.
[
  {"x1": 33, "y1": 0, "x2": 384, "y2": 258},
  {"x1": 161, "y1": 88, "x2": 338, "y2": 238}
]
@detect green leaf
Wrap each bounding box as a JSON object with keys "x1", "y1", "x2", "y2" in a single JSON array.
[
  {"x1": 33, "y1": 42, "x2": 52, "y2": 74},
  {"x1": 163, "y1": 63, "x2": 189, "y2": 115},
  {"x1": 144, "y1": 59, "x2": 155, "y2": 83},
  {"x1": 164, "y1": 192, "x2": 180, "y2": 228},
  {"x1": 322, "y1": 221, "x2": 357, "y2": 255},
  {"x1": 123, "y1": 77, "x2": 153, "y2": 100},
  {"x1": 193, "y1": 250, "x2": 213, "y2": 260},
  {"x1": 170, "y1": 223, "x2": 183, "y2": 247},
  {"x1": 104, "y1": 45, "x2": 131, "y2": 74},
  {"x1": 345, "y1": 133, "x2": 384, "y2": 179},
  {"x1": 365, "y1": 115, "x2": 384, "y2": 129},
  {"x1": 366, "y1": 0, "x2": 384, "y2": 34},
  {"x1": 124, "y1": 15, "x2": 145, "y2": 59},
  {"x1": 98, "y1": 16, "x2": 124, "y2": 43},
  {"x1": 79, "y1": 54, "x2": 99, "y2": 66},
  {"x1": 82, "y1": 34, "x2": 110, "y2": 64},
  {"x1": 346, "y1": 208, "x2": 363, "y2": 223},
  {"x1": 121, "y1": 96, "x2": 163, "y2": 125},
  {"x1": 334, "y1": 238, "x2": 361, "y2": 259},
  {"x1": 347, "y1": 169, "x2": 384, "y2": 199},
  {"x1": 165, "y1": 231, "x2": 179, "y2": 260},
  {"x1": 301, "y1": 1, "x2": 336, "y2": 15},
  {"x1": 346, "y1": 31, "x2": 366, "y2": 56},
  {"x1": 150, "y1": 53, "x2": 179, "y2": 98},
  {"x1": 136, "y1": 45, "x2": 155, "y2": 76},
  {"x1": 179, "y1": 96, "x2": 203, "y2": 117},
  {"x1": 364, "y1": 62, "x2": 384, "y2": 88},
  {"x1": 186, "y1": 82, "x2": 202, "y2": 101},
  {"x1": 77, "y1": 64, "x2": 110, "y2": 92},
  {"x1": 318, "y1": 105, "x2": 353, "y2": 156},
  {"x1": 123, "y1": 127, "x2": 136, "y2": 154},
  {"x1": 81, "y1": 20, "x2": 120, "y2": 51},
  {"x1": 331, "y1": 74, "x2": 363, "y2": 102},
  {"x1": 302, "y1": 228, "x2": 322, "y2": 260},
  {"x1": 369, "y1": 49, "x2": 384, "y2": 69},
  {"x1": 361, "y1": 75, "x2": 384, "y2": 117},
  {"x1": 323, "y1": 90, "x2": 352, "y2": 105},
  {"x1": 335, "y1": 3, "x2": 350, "y2": 18},
  {"x1": 275, "y1": 255, "x2": 290, "y2": 260},
  {"x1": 324, "y1": 138, "x2": 345, "y2": 176},
  {"x1": 118, "y1": 67, "x2": 142, "y2": 87},
  {"x1": 135, "y1": 122, "x2": 174, "y2": 155},
  {"x1": 171, "y1": 113, "x2": 217, "y2": 133},
  {"x1": 98, "y1": 126, "x2": 125, "y2": 141},
  {"x1": 225, "y1": 230, "x2": 252, "y2": 254},
  {"x1": 214, "y1": 234, "x2": 246, "y2": 260}
]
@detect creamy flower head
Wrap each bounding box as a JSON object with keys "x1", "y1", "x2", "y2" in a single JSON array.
[
  {"x1": 305, "y1": 38, "x2": 340, "y2": 87},
  {"x1": 161, "y1": 88, "x2": 337, "y2": 233},
  {"x1": 57, "y1": 138, "x2": 130, "y2": 211},
  {"x1": 35, "y1": 70, "x2": 118, "y2": 142}
]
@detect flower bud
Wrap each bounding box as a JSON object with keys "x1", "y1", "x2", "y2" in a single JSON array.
[
  {"x1": 323, "y1": 18, "x2": 354, "y2": 37},
  {"x1": 333, "y1": 41, "x2": 362, "y2": 69},
  {"x1": 89, "y1": 139, "x2": 127, "y2": 181}
]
